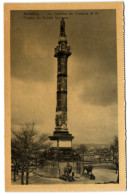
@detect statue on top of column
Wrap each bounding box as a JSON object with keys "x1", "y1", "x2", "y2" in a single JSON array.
[{"x1": 60, "y1": 18, "x2": 66, "y2": 36}]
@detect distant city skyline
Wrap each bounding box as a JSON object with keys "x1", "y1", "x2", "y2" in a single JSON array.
[{"x1": 11, "y1": 10, "x2": 117, "y2": 144}]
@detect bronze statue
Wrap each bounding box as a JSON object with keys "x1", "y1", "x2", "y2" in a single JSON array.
[{"x1": 60, "y1": 18, "x2": 65, "y2": 36}]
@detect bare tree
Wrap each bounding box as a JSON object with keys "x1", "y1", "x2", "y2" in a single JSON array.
[{"x1": 11, "y1": 123, "x2": 50, "y2": 185}]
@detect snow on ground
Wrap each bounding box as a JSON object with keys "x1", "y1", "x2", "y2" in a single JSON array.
[{"x1": 12, "y1": 168, "x2": 118, "y2": 185}]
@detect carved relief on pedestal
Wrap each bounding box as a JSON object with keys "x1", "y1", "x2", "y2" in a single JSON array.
[{"x1": 55, "y1": 111, "x2": 67, "y2": 130}]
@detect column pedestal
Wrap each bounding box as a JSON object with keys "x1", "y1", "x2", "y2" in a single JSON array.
[{"x1": 49, "y1": 131, "x2": 74, "y2": 148}]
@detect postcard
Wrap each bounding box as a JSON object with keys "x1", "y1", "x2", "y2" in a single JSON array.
[{"x1": 4, "y1": 2, "x2": 126, "y2": 191}]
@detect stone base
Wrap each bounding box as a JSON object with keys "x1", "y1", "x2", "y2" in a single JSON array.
[
  {"x1": 49, "y1": 131, "x2": 74, "y2": 148},
  {"x1": 51, "y1": 139, "x2": 72, "y2": 148},
  {"x1": 49, "y1": 131, "x2": 74, "y2": 139},
  {"x1": 49, "y1": 131, "x2": 76, "y2": 161}
]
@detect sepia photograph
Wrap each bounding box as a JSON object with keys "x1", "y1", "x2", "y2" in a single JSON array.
[{"x1": 4, "y1": 2, "x2": 126, "y2": 191}]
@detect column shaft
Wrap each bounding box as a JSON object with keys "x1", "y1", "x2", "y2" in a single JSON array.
[{"x1": 55, "y1": 56, "x2": 68, "y2": 131}]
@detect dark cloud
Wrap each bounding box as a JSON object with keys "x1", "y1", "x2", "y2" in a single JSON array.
[
  {"x1": 11, "y1": 11, "x2": 58, "y2": 82},
  {"x1": 79, "y1": 74, "x2": 117, "y2": 106},
  {"x1": 67, "y1": 10, "x2": 117, "y2": 106}
]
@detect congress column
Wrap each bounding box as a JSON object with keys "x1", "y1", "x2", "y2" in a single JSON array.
[{"x1": 49, "y1": 18, "x2": 74, "y2": 149}]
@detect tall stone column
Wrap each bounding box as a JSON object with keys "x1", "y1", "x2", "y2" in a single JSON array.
[{"x1": 49, "y1": 19, "x2": 74, "y2": 148}]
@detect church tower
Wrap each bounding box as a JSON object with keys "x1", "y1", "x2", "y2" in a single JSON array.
[{"x1": 49, "y1": 18, "x2": 74, "y2": 149}]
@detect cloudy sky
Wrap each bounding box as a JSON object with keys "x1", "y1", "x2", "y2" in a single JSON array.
[{"x1": 11, "y1": 10, "x2": 117, "y2": 144}]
